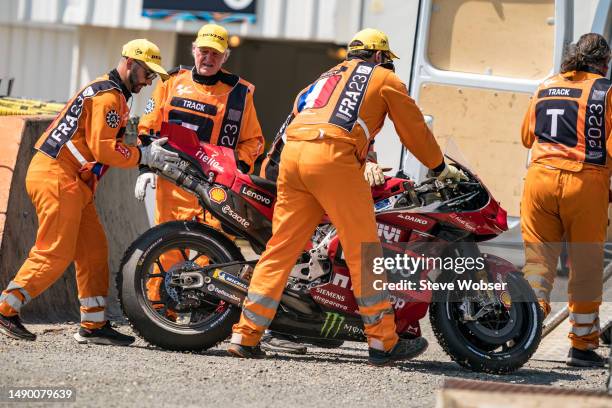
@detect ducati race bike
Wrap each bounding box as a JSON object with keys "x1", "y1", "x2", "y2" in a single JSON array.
[{"x1": 118, "y1": 122, "x2": 542, "y2": 374}]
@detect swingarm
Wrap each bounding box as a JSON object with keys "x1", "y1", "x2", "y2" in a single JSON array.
[{"x1": 168, "y1": 261, "x2": 255, "y2": 309}]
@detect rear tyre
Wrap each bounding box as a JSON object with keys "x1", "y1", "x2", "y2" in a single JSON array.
[{"x1": 118, "y1": 221, "x2": 244, "y2": 351}]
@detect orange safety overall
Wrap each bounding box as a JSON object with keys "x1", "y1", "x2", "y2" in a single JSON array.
[
  {"x1": 0, "y1": 70, "x2": 141, "y2": 329},
  {"x1": 138, "y1": 67, "x2": 264, "y2": 302},
  {"x1": 232, "y1": 59, "x2": 444, "y2": 351},
  {"x1": 521, "y1": 70, "x2": 612, "y2": 350}
]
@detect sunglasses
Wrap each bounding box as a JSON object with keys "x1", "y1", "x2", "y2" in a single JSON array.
[
  {"x1": 134, "y1": 60, "x2": 157, "y2": 81},
  {"x1": 381, "y1": 51, "x2": 393, "y2": 63}
]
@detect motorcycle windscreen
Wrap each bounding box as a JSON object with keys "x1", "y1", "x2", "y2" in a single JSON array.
[{"x1": 443, "y1": 137, "x2": 474, "y2": 175}]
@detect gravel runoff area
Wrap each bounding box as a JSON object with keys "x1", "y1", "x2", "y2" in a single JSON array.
[{"x1": 1, "y1": 318, "x2": 609, "y2": 408}]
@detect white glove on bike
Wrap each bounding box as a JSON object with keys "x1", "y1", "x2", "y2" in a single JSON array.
[
  {"x1": 437, "y1": 163, "x2": 468, "y2": 182},
  {"x1": 138, "y1": 137, "x2": 180, "y2": 170},
  {"x1": 364, "y1": 162, "x2": 385, "y2": 186},
  {"x1": 134, "y1": 172, "x2": 156, "y2": 201}
]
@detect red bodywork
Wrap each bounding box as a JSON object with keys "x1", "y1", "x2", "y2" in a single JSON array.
[
  {"x1": 162, "y1": 122, "x2": 513, "y2": 339},
  {"x1": 161, "y1": 122, "x2": 275, "y2": 220}
]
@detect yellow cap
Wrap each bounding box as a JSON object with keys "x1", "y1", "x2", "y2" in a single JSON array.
[
  {"x1": 348, "y1": 28, "x2": 399, "y2": 59},
  {"x1": 121, "y1": 39, "x2": 169, "y2": 80},
  {"x1": 194, "y1": 24, "x2": 229, "y2": 53}
]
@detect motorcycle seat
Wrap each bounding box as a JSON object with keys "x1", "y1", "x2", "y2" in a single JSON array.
[{"x1": 249, "y1": 175, "x2": 277, "y2": 195}]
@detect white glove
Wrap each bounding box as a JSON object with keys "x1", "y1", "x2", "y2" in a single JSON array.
[
  {"x1": 134, "y1": 172, "x2": 156, "y2": 201},
  {"x1": 437, "y1": 163, "x2": 468, "y2": 182},
  {"x1": 364, "y1": 162, "x2": 385, "y2": 186},
  {"x1": 138, "y1": 137, "x2": 180, "y2": 170}
]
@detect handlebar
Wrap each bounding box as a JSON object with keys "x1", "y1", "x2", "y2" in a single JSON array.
[{"x1": 398, "y1": 166, "x2": 488, "y2": 212}]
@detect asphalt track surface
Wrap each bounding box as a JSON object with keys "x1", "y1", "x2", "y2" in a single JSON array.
[{"x1": 1, "y1": 318, "x2": 609, "y2": 408}]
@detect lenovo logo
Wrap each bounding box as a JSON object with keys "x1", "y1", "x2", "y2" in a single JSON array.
[{"x1": 240, "y1": 185, "x2": 273, "y2": 207}]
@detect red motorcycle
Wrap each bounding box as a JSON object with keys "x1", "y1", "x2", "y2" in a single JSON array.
[{"x1": 118, "y1": 123, "x2": 542, "y2": 374}]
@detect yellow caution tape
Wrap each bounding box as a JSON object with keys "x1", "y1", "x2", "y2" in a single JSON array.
[{"x1": 0, "y1": 97, "x2": 64, "y2": 116}]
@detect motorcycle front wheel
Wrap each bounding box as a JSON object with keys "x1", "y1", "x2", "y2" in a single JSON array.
[{"x1": 429, "y1": 271, "x2": 543, "y2": 374}]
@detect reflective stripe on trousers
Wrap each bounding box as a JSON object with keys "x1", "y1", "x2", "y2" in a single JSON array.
[
  {"x1": 79, "y1": 296, "x2": 106, "y2": 308},
  {"x1": 569, "y1": 311, "x2": 598, "y2": 325},
  {"x1": 569, "y1": 311, "x2": 599, "y2": 337},
  {"x1": 242, "y1": 308, "x2": 273, "y2": 328},
  {"x1": 79, "y1": 296, "x2": 106, "y2": 325},
  {"x1": 361, "y1": 308, "x2": 394, "y2": 325},
  {"x1": 570, "y1": 320, "x2": 600, "y2": 337},
  {"x1": 247, "y1": 292, "x2": 279, "y2": 310},
  {"x1": 355, "y1": 291, "x2": 391, "y2": 308},
  {"x1": 0, "y1": 281, "x2": 33, "y2": 313},
  {"x1": 0, "y1": 293, "x2": 24, "y2": 312},
  {"x1": 80, "y1": 310, "x2": 105, "y2": 322},
  {"x1": 241, "y1": 291, "x2": 279, "y2": 327}
]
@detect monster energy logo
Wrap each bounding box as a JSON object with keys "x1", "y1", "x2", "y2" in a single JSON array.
[{"x1": 320, "y1": 312, "x2": 345, "y2": 338}]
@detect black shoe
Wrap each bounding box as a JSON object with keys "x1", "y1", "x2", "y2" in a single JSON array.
[
  {"x1": 260, "y1": 333, "x2": 307, "y2": 355},
  {"x1": 566, "y1": 347, "x2": 605, "y2": 368},
  {"x1": 368, "y1": 337, "x2": 428, "y2": 367},
  {"x1": 74, "y1": 321, "x2": 135, "y2": 346},
  {"x1": 227, "y1": 343, "x2": 267, "y2": 359},
  {"x1": 0, "y1": 313, "x2": 36, "y2": 341}
]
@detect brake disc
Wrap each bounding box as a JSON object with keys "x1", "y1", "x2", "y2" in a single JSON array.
[{"x1": 464, "y1": 303, "x2": 522, "y2": 345}]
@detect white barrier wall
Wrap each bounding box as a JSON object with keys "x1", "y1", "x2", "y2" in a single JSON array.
[
  {"x1": 0, "y1": 23, "x2": 176, "y2": 114},
  {"x1": 0, "y1": 25, "x2": 76, "y2": 102},
  {"x1": 0, "y1": 0, "x2": 363, "y2": 42}
]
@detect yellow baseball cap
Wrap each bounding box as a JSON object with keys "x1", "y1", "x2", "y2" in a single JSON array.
[
  {"x1": 122, "y1": 39, "x2": 169, "y2": 80},
  {"x1": 348, "y1": 28, "x2": 399, "y2": 59},
  {"x1": 194, "y1": 24, "x2": 229, "y2": 53}
]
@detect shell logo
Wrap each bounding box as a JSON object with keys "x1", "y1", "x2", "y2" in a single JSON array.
[{"x1": 209, "y1": 187, "x2": 227, "y2": 204}]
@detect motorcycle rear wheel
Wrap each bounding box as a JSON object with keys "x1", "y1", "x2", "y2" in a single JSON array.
[
  {"x1": 429, "y1": 271, "x2": 543, "y2": 374},
  {"x1": 118, "y1": 221, "x2": 244, "y2": 351}
]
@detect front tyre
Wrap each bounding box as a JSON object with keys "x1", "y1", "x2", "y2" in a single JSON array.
[
  {"x1": 118, "y1": 221, "x2": 244, "y2": 351},
  {"x1": 430, "y1": 271, "x2": 543, "y2": 374}
]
